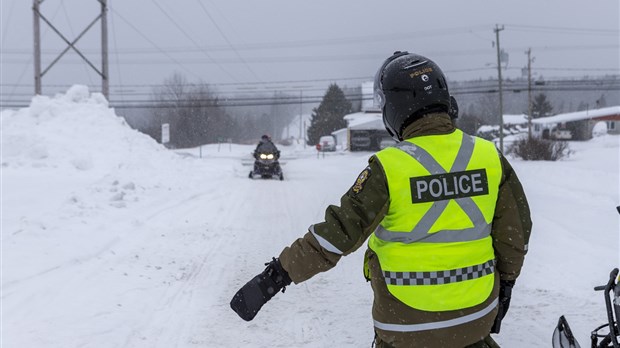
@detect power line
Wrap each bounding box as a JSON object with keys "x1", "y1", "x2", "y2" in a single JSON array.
[
  {"x1": 2, "y1": 26, "x2": 495, "y2": 55},
  {"x1": 3, "y1": 75, "x2": 618, "y2": 89},
  {"x1": 3, "y1": 81, "x2": 618, "y2": 109},
  {"x1": 506, "y1": 24, "x2": 619, "y2": 35},
  {"x1": 535, "y1": 67, "x2": 620, "y2": 72},
  {"x1": 0, "y1": 75, "x2": 374, "y2": 88},
  {"x1": 150, "y1": 0, "x2": 238, "y2": 82},
  {"x1": 5, "y1": 1, "x2": 67, "y2": 100},
  {"x1": 1, "y1": 0, "x2": 17, "y2": 43},
  {"x1": 60, "y1": 0, "x2": 95, "y2": 87},
  {"x1": 522, "y1": 44, "x2": 620, "y2": 52},
  {"x1": 3, "y1": 76, "x2": 618, "y2": 96},
  {"x1": 194, "y1": 0, "x2": 262, "y2": 82},
  {"x1": 5, "y1": 45, "x2": 617, "y2": 71},
  {"x1": 109, "y1": 0, "x2": 125, "y2": 104},
  {"x1": 108, "y1": 6, "x2": 200, "y2": 80}
]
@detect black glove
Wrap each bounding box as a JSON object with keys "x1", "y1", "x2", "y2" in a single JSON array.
[
  {"x1": 491, "y1": 279, "x2": 515, "y2": 334},
  {"x1": 230, "y1": 257, "x2": 292, "y2": 321}
]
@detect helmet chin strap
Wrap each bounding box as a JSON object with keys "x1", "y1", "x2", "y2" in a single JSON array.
[
  {"x1": 383, "y1": 115, "x2": 402, "y2": 142},
  {"x1": 389, "y1": 106, "x2": 449, "y2": 142},
  {"x1": 387, "y1": 127, "x2": 400, "y2": 142}
]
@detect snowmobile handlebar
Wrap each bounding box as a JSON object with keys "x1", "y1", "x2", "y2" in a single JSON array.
[
  {"x1": 594, "y1": 269, "x2": 619, "y2": 292},
  {"x1": 590, "y1": 267, "x2": 620, "y2": 348},
  {"x1": 552, "y1": 207, "x2": 620, "y2": 348}
]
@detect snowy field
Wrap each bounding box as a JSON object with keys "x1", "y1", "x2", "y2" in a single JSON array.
[{"x1": 2, "y1": 86, "x2": 619, "y2": 347}]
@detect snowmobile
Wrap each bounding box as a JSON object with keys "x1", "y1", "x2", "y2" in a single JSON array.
[
  {"x1": 552, "y1": 208, "x2": 620, "y2": 348},
  {"x1": 249, "y1": 151, "x2": 283, "y2": 180},
  {"x1": 553, "y1": 268, "x2": 620, "y2": 348}
]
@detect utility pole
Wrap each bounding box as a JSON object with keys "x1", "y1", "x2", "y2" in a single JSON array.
[
  {"x1": 101, "y1": 0, "x2": 109, "y2": 98},
  {"x1": 299, "y1": 90, "x2": 303, "y2": 141},
  {"x1": 33, "y1": 0, "x2": 42, "y2": 95},
  {"x1": 526, "y1": 48, "x2": 533, "y2": 140},
  {"x1": 32, "y1": 0, "x2": 109, "y2": 99},
  {"x1": 494, "y1": 24, "x2": 505, "y2": 152}
]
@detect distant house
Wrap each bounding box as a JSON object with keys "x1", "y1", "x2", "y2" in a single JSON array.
[
  {"x1": 332, "y1": 81, "x2": 396, "y2": 151},
  {"x1": 532, "y1": 106, "x2": 620, "y2": 140},
  {"x1": 475, "y1": 114, "x2": 529, "y2": 145},
  {"x1": 333, "y1": 110, "x2": 392, "y2": 151},
  {"x1": 503, "y1": 114, "x2": 529, "y2": 127}
]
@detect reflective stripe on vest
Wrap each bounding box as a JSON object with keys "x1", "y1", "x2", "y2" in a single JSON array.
[
  {"x1": 383, "y1": 259, "x2": 495, "y2": 286},
  {"x1": 374, "y1": 135, "x2": 491, "y2": 244},
  {"x1": 369, "y1": 129, "x2": 501, "y2": 312},
  {"x1": 374, "y1": 298, "x2": 498, "y2": 332}
]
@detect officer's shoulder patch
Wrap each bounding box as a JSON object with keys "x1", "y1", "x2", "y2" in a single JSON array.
[{"x1": 351, "y1": 166, "x2": 371, "y2": 194}]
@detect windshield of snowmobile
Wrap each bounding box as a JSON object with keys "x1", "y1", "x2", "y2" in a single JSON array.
[{"x1": 257, "y1": 141, "x2": 278, "y2": 154}]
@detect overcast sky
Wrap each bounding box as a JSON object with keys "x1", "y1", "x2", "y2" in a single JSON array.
[{"x1": 1, "y1": 0, "x2": 619, "y2": 105}]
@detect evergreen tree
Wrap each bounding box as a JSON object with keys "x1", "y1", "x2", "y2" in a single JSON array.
[
  {"x1": 532, "y1": 93, "x2": 553, "y2": 118},
  {"x1": 307, "y1": 84, "x2": 351, "y2": 145}
]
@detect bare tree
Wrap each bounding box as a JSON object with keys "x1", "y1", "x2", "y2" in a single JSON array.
[
  {"x1": 150, "y1": 72, "x2": 230, "y2": 148},
  {"x1": 476, "y1": 93, "x2": 500, "y2": 125}
]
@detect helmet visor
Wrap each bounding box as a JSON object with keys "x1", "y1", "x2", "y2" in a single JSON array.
[
  {"x1": 374, "y1": 51, "x2": 409, "y2": 110},
  {"x1": 373, "y1": 63, "x2": 387, "y2": 109}
]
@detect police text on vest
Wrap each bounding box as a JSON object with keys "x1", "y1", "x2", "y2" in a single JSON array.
[{"x1": 410, "y1": 169, "x2": 489, "y2": 203}]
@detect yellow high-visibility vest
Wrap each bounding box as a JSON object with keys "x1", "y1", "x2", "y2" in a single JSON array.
[{"x1": 369, "y1": 129, "x2": 502, "y2": 312}]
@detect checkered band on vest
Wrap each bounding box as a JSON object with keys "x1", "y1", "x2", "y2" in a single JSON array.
[{"x1": 383, "y1": 259, "x2": 495, "y2": 286}]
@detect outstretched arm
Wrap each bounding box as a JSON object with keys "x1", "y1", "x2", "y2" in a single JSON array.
[
  {"x1": 279, "y1": 156, "x2": 390, "y2": 283},
  {"x1": 230, "y1": 156, "x2": 389, "y2": 320}
]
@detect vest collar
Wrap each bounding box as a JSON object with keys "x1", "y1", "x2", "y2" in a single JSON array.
[{"x1": 401, "y1": 113, "x2": 455, "y2": 140}]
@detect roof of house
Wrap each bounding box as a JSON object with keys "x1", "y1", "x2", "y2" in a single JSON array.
[
  {"x1": 532, "y1": 106, "x2": 620, "y2": 124},
  {"x1": 503, "y1": 114, "x2": 528, "y2": 125},
  {"x1": 340, "y1": 106, "x2": 620, "y2": 130},
  {"x1": 350, "y1": 117, "x2": 385, "y2": 130},
  {"x1": 344, "y1": 111, "x2": 531, "y2": 129},
  {"x1": 332, "y1": 128, "x2": 348, "y2": 136},
  {"x1": 343, "y1": 111, "x2": 385, "y2": 130}
]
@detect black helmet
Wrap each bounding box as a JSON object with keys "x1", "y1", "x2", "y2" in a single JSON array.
[
  {"x1": 448, "y1": 95, "x2": 459, "y2": 120},
  {"x1": 374, "y1": 51, "x2": 451, "y2": 140},
  {"x1": 261, "y1": 134, "x2": 271, "y2": 141}
]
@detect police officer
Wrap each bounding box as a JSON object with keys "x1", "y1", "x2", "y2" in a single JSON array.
[{"x1": 231, "y1": 52, "x2": 532, "y2": 348}]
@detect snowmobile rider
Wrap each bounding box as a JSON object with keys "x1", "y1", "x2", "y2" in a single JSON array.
[
  {"x1": 231, "y1": 52, "x2": 532, "y2": 348},
  {"x1": 254, "y1": 134, "x2": 280, "y2": 160}
]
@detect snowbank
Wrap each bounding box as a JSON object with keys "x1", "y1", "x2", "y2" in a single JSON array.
[{"x1": 1, "y1": 85, "x2": 178, "y2": 175}]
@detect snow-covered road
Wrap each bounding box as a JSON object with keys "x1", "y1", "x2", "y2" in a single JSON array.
[{"x1": 2, "y1": 88, "x2": 618, "y2": 347}]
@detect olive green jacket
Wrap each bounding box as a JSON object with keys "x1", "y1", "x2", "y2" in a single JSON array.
[{"x1": 279, "y1": 113, "x2": 532, "y2": 348}]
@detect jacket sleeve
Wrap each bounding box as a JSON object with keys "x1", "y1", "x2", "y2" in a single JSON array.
[
  {"x1": 492, "y1": 154, "x2": 532, "y2": 282},
  {"x1": 278, "y1": 156, "x2": 390, "y2": 284}
]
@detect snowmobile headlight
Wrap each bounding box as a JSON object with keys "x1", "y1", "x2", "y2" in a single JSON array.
[
  {"x1": 260, "y1": 153, "x2": 268, "y2": 159},
  {"x1": 266, "y1": 154, "x2": 274, "y2": 159}
]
